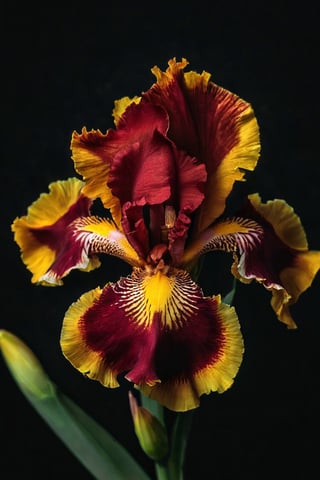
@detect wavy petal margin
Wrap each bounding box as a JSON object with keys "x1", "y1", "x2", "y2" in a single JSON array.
[
  {"x1": 143, "y1": 58, "x2": 261, "y2": 232},
  {"x1": 181, "y1": 192, "x2": 320, "y2": 328},
  {"x1": 140, "y1": 295, "x2": 243, "y2": 412},
  {"x1": 233, "y1": 194, "x2": 320, "y2": 327},
  {"x1": 11, "y1": 178, "x2": 100, "y2": 284},
  {"x1": 71, "y1": 103, "x2": 169, "y2": 227},
  {"x1": 112, "y1": 96, "x2": 141, "y2": 126},
  {"x1": 71, "y1": 128, "x2": 123, "y2": 228},
  {"x1": 60, "y1": 269, "x2": 243, "y2": 412}
]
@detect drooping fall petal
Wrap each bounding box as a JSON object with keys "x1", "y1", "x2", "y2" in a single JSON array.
[
  {"x1": 139, "y1": 294, "x2": 243, "y2": 412},
  {"x1": 11, "y1": 178, "x2": 145, "y2": 286},
  {"x1": 233, "y1": 194, "x2": 320, "y2": 328},
  {"x1": 11, "y1": 178, "x2": 100, "y2": 284},
  {"x1": 39, "y1": 216, "x2": 145, "y2": 285},
  {"x1": 60, "y1": 268, "x2": 243, "y2": 412},
  {"x1": 142, "y1": 58, "x2": 261, "y2": 232},
  {"x1": 181, "y1": 193, "x2": 320, "y2": 328}
]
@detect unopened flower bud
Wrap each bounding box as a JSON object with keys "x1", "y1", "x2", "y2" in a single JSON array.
[
  {"x1": 129, "y1": 391, "x2": 168, "y2": 461},
  {"x1": 0, "y1": 330, "x2": 55, "y2": 399}
]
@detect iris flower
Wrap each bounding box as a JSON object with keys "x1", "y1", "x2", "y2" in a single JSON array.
[{"x1": 12, "y1": 58, "x2": 320, "y2": 412}]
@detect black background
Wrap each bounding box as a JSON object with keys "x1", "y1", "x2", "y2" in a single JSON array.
[{"x1": 1, "y1": 2, "x2": 319, "y2": 479}]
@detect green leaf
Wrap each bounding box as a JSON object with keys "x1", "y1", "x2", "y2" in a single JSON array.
[
  {"x1": 0, "y1": 330, "x2": 150, "y2": 480},
  {"x1": 49, "y1": 391, "x2": 151, "y2": 480}
]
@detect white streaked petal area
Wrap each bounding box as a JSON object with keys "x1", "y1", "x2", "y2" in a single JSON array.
[
  {"x1": 181, "y1": 217, "x2": 264, "y2": 267},
  {"x1": 38, "y1": 216, "x2": 144, "y2": 285},
  {"x1": 72, "y1": 216, "x2": 144, "y2": 267}
]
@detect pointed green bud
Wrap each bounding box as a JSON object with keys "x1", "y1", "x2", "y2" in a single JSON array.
[
  {"x1": 129, "y1": 391, "x2": 168, "y2": 462},
  {"x1": 0, "y1": 330, "x2": 55, "y2": 399}
]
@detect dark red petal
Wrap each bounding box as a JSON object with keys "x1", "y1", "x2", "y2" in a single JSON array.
[
  {"x1": 143, "y1": 59, "x2": 260, "y2": 230},
  {"x1": 72, "y1": 102, "x2": 169, "y2": 219},
  {"x1": 108, "y1": 130, "x2": 173, "y2": 206},
  {"x1": 121, "y1": 202, "x2": 150, "y2": 260},
  {"x1": 11, "y1": 178, "x2": 98, "y2": 284},
  {"x1": 60, "y1": 268, "x2": 243, "y2": 411}
]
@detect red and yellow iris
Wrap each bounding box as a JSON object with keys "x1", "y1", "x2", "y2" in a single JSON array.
[{"x1": 11, "y1": 58, "x2": 320, "y2": 412}]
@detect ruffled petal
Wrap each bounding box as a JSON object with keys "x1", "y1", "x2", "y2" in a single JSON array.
[
  {"x1": 233, "y1": 194, "x2": 320, "y2": 328},
  {"x1": 172, "y1": 145, "x2": 207, "y2": 213},
  {"x1": 71, "y1": 128, "x2": 123, "y2": 227},
  {"x1": 108, "y1": 130, "x2": 174, "y2": 206},
  {"x1": 271, "y1": 251, "x2": 320, "y2": 328},
  {"x1": 109, "y1": 138, "x2": 207, "y2": 262},
  {"x1": 71, "y1": 102, "x2": 169, "y2": 226},
  {"x1": 61, "y1": 287, "x2": 122, "y2": 387},
  {"x1": 60, "y1": 267, "x2": 243, "y2": 412},
  {"x1": 143, "y1": 58, "x2": 260, "y2": 231},
  {"x1": 181, "y1": 192, "x2": 320, "y2": 327},
  {"x1": 248, "y1": 193, "x2": 308, "y2": 250},
  {"x1": 11, "y1": 178, "x2": 99, "y2": 284},
  {"x1": 140, "y1": 295, "x2": 243, "y2": 412},
  {"x1": 112, "y1": 96, "x2": 141, "y2": 126}
]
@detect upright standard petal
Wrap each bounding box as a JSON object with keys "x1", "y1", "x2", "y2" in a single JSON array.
[
  {"x1": 109, "y1": 137, "x2": 207, "y2": 263},
  {"x1": 60, "y1": 268, "x2": 243, "y2": 412},
  {"x1": 71, "y1": 128, "x2": 123, "y2": 228},
  {"x1": 71, "y1": 103, "x2": 169, "y2": 227},
  {"x1": 11, "y1": 178, "x2": 100, "y2": 284},
  {"x1": 108, "y1": 130, "x2": 174, "y2": 207},
  {"x1": 142, "y1": 58, "x2": 261, "y2": 232}
]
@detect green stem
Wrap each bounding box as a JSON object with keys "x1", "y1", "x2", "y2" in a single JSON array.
[
  {"x1": 155, "y1": 462, "x2": 171, "y2": 480},
  {"x1": 167, "y1": 411, "x2": 194, "y2": 480},
  {"x1": 154, "y1": 410, "x2": 194, "y2": 480}
]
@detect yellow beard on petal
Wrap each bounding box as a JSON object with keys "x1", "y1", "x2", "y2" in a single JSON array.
[
  {"x1": 113, "y1": 267, "x2": 201, "y2": 332},
  {"x1": 135, "y1": 268, "x2": 199, "y2": 329},
  {"x1": 144, "y1": 271, "x2": 173, "y2": 325}
]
